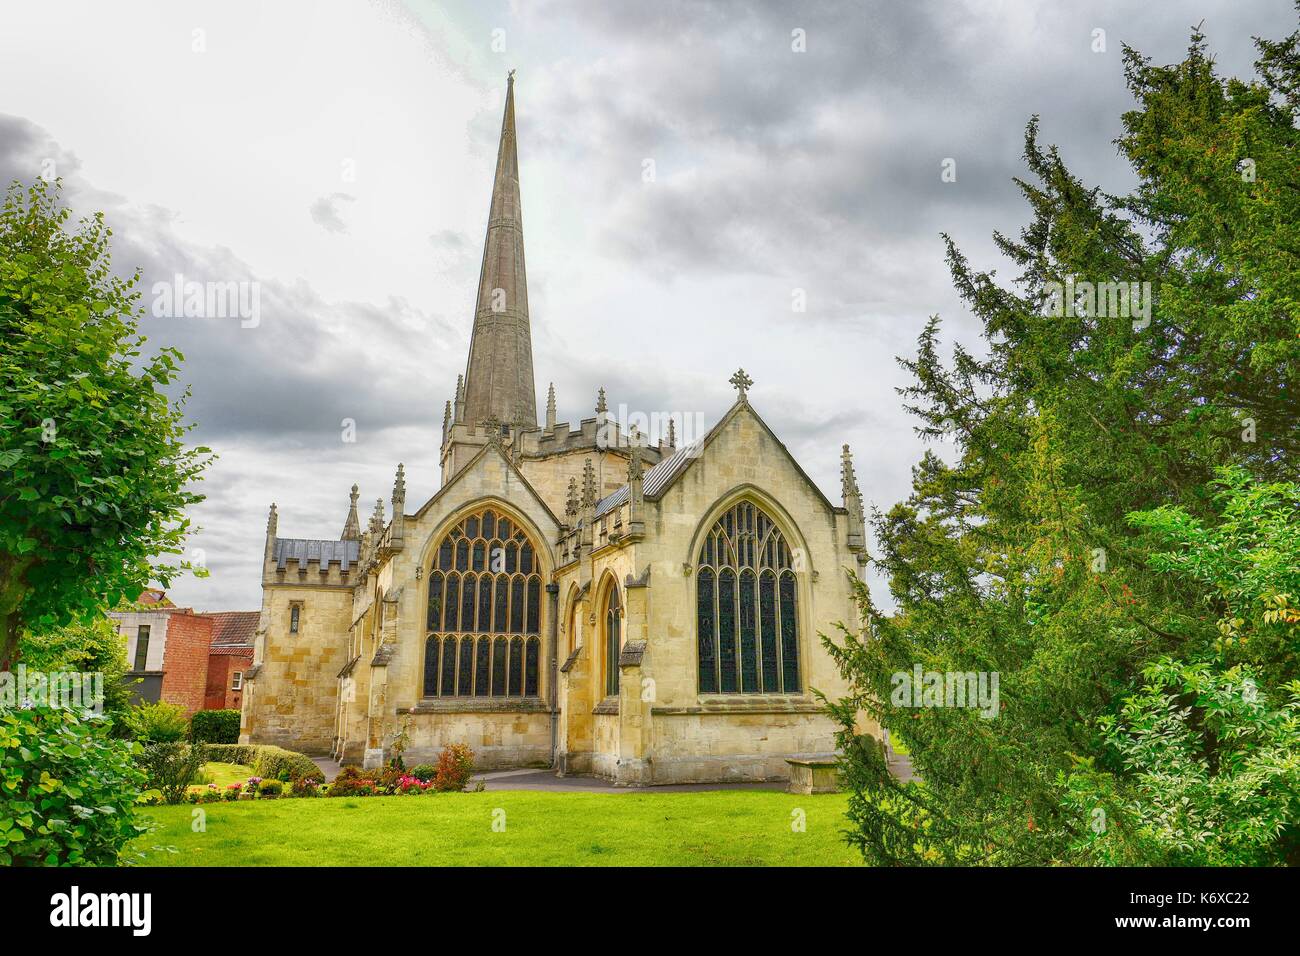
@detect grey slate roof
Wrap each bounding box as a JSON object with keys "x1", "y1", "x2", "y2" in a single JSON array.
[
  {"x1": 594, "y1": 440, "x2": 700, "y2": 518},
  {"x1": 273, "y1": 537, "x2": 360, "y2": 571}
]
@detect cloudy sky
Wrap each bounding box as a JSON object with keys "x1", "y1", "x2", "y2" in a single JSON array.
[{"x1": 1, "y1": 0, "x2": 1292, "y2": 611}]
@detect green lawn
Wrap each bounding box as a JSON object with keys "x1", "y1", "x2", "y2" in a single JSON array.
[
  {"x1": 190, "y1": 762, "x2": 254, "y2": 792},
  {"x1": 131, "y1": 790, "x2": 861, "y2": 866}
]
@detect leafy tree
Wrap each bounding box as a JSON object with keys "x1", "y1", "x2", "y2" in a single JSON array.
[
  {"x1": 16, "y1": 616, "x2": 136, "y2": 722},
  {"x1": 1063, "y1": 659, "x2": 1300, "y2": 866},
  {"x1": 827, "y1": 16, "x2": 1300, "y2": 865},
  {"x1": 0, "y1": 178, "x2": 211, "y2": 669},
  {"x1": 0, "y1": 706, "x2": 147, "y2": 866}
]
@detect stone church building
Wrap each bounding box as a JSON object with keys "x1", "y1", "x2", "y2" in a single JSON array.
[{"x1": 239, "y1": 76, "x2": 872, "y2": 784}]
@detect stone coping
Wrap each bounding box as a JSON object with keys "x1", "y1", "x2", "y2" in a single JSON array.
[
  {"x1": 406, "y1": 698, "x2": 548, "y2": 714},
  {"x1": 651, "y1": 697, "x2": 825, "y2": 716}
]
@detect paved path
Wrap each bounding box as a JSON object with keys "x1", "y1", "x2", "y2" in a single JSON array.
[
  {"x1": 470, "y1": 768, "x2": 786, "y2": 793},
  {"x1": 311, "y1": 756, "x2": 342, "y2": 782}
]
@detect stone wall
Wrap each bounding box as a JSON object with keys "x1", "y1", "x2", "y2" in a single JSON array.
[{"x1": 244, "y1": 584, "x2": 352, "y2": 754}]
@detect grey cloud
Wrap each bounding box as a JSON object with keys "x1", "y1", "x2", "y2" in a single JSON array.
[{"x1": 309, "y1": 191, "x2": 355, "y2": 233}]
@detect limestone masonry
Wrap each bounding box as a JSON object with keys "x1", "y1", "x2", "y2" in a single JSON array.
[{"x1": 240, "y1": 75, "x2": 874, "y2": 784}]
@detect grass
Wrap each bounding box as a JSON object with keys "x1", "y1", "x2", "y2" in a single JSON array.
[
  {"x1": 131, "y1": 790, "x2": 862, "y2": 866},
  {"x1": 190, "y1": 762, "x2": 254, "y2": 792}
]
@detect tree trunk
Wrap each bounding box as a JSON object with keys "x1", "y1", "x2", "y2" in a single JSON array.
[
  {"x1": 0, "y1": 551, "x2": 33, "y2": 671},
  {"x1": 0, "y1": 611, "x2": 19, "y2": 673}
]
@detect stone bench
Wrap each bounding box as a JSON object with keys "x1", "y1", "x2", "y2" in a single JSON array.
[{"x1": 785, "y1": 758, "x2": 841, "y2": 795}]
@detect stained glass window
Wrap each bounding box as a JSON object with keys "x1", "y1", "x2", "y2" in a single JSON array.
[
  {"x1": 604, "y1": 585, "x2": 622, "y2": 697},
  {"x1": 423, "y1": 508, "x2": 545, "y2": 698},
  {"x1": 695, "y1": 501, "x2": 800, "y2": 693}
]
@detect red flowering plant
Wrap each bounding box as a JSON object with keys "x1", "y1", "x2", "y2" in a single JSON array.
[{"x1": 396, "y1": 774, "x2": 433, "y2": 795}]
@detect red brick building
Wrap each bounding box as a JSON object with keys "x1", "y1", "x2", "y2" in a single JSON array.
[
  {"x1": 110, "y1": 593, "x2": 257, "y2": 715},
  {"x1": 203, "y1": 611, "x2": 258, "y2": 711}
]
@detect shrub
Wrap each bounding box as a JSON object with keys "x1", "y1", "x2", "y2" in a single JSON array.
[
  {"x1": 370, "y1": 765, "x2": 406, "y2": 795},
  {"x1": 137, "y1": 741, "x2": 208, "y2": 805},
  {"x1": 409, "y1": 764, "x2": 436, "y2": 783},
  {"x1": 189, "y1": 709, "x2": 241, "y2": 744},
  {"x1": 0, "y1": 706, "x2": 147, "y2": 866},
  {"x1": 252, "y1": 746, "x2": 323, "y2": 784},
  {"x1": 327, "y1": 766, "x2": 376, "y2": 797},
  {"x1": 1064, "y1": 659, "x2": 1300, "y2": 866},
  {"x1": 201, "y1": 744, "x2": 257, "y2": 765},
  {"x1": 128, "y1": 701, "x2": 190, "y2": 743},
  {"x1": 289, "y1": 776, "x2": 319, "y2": 798},
  {"x1": 223, "y1": 783, "x2": 242, "y2": 802},
  {"x1": 257, "y1": 780, "x2": 283, "y2": 797},
  {"x1": 433, "y1": 744, "x2": 475, "y2": 792}
]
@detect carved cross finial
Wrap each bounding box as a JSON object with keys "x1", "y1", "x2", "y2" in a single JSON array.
[
  {"x1": 267, "y1": 502, "x2": 278, "y2": 534},
  {"x1": 729, "y1": 368, "x2": 753, "y2": 401},
  {"x1": 393, "y1": 462, "x2": 406, "y2": 500},
  {"x1": 350, "y1": 484, "x2": 359, "y2": 502},
  {"x1": 665, "y1": 416, "x2": 677, "y2": 449},
  {"x1": 508, "y1": 68, "x2": 516, "y2": 82},
  {"x1": 596, "y1": 386, "x2": 607, "y2": 414}
]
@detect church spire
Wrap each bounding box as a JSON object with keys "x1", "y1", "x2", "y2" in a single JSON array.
[{"x1": 461, "y1": 72, "x2": 537, "y2": 430}]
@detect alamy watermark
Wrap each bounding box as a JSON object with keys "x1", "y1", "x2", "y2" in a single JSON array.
[
  {"x1": 891, "y1": 665, "x2": 1000, "y2": 719},
  {"x1": 0, "y1": 666, "x2": 104, "y2": 714},
  {"x1": 1044, "y1": 278, "x2": 1152, "y2": 331},
  {"x1": 151, "y1": 272, "x2": 261, "y2": 328},
  {"x1": 597, "y1": 403, "x2": 706, "y2": 456}
]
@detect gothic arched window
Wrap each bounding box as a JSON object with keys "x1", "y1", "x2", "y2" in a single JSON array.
[
  {"x1": 424, "y1": 508, "x2": 543, "y2": 698},
  {"x1": 696, "y1": 501, "x2": 799, "y2": 694},
  {"x1": 604, "y1": 583, "x2": 622, "y2": 697}
]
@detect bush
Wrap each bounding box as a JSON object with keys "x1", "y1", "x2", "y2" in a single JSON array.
[
  {"x1": 370, "y1": 765, "x2": 406, "y2": 795},
  {"x1": 252, "y1": 746, "x2": 323, "y2": 784},
  {"x1": 0, "y1": 706, "x2": 147, "y2": 866},
  {"x1": 289, "y1": 776, "x2": 319, "y2": 798},
  {"x1": 127, "y1": 701, "x2": 190, "y2": 743},
  {"x1": 327, "y1": 766, "x2": 376, "y2": 797},
  {"x1": 189, "y1": 709, "x2": 241, "y2": 744},
  {"x1": 409, "y1": 764, "x2": 436, "y2": 783},
  {"x1": 257, "y1": 780, "x2": 283, "y2": 797},
  {"x1": 198, "y1": 744, "x2": 321, "y2": 782},
  {"x1": 1064, "y1": 659, "x2": 1300, "y2": 866},
  {"x1": 202, "y1": 743, "x2": 257, "y2": 765},
  {"x1": 137, "y1": 741, "x2": 208, "y2": 805},
  {"x1": 434, "y1": 744, "x2": 475, "y2": 792}
]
